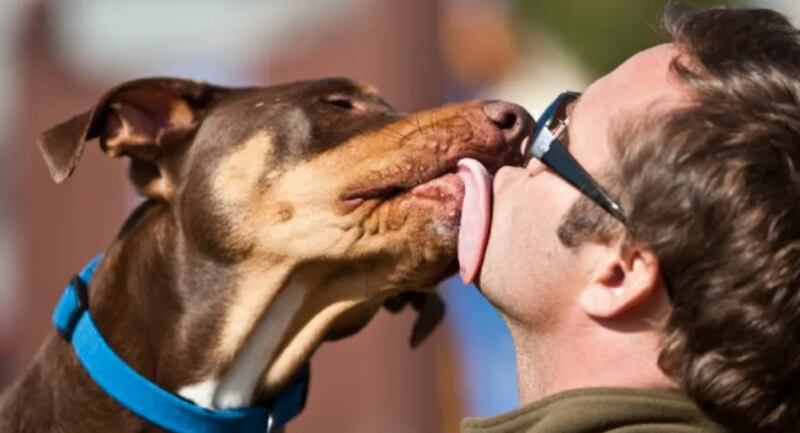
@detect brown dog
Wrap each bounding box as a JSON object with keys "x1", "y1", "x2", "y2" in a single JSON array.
[{"x1": 0, "y1": 77, "x2": 529, "y2": 432}]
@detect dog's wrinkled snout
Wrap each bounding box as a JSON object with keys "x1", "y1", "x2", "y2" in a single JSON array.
[{"x1": 482, "y1": 101, "x2": 533, "y2": 145}]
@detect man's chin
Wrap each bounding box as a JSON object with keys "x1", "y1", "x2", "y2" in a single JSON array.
[
  {"x1": 471, "y1": 277, "x2": 509, "y2": 318},
  {"x1": 469, "y1": 246, "x2": 513, "y2": 308}
]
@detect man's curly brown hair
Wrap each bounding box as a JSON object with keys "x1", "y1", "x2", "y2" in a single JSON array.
[{"x1": 558, "y1": 6, "x2": 800, "y2": 432}]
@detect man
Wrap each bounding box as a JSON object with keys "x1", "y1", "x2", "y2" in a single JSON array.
[{"x1": 458, "y1": 6, "x2": 800, "y2": 433}]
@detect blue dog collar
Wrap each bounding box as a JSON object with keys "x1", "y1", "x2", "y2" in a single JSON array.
[{"x1": 52, "y1": 254, "x2": 308, "y2": 433}]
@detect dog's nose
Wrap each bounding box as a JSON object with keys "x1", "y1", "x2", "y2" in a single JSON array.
[{"x1": 483, "y1": 101, "x2": 533, "y2": 144}]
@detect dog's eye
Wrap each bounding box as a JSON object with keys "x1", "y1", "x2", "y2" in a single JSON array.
[{"x1": 323, "y1": 96, "x2": 356, "y2": 111}]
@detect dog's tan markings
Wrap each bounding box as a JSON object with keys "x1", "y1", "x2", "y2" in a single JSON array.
[
  {"x1": 206, "y1": 263, "x2": 378, "y2": 407},
  {"x1": 212, "y1": 131, "x2": 275, "y2": 205},
  {"x1": 253, "y1": 130, "x2": 427, "y2": 249},
  {"x1": 105, "y1": 100, "x2": 196, "y2": 154},
  {"x1": 104, "y1": 109, "x2": 149, "y2": 155},
  {"x1": 264, "y1": 261, "x2": 397, "y2": 389},
  {"x1": 256, "y1": 160, "x2": 359, "y2": 256},
  {"x1": 358, "y1": 84, "x2": 380, "y2": 97},
  {"x1": 169, "y1": 99, "x2": 195, "y2": 127},
  {"x1": 214, "y1": 269, "x2": 307, "y2": 408},
  {"x1": 138, "y1": 173, "x2": 175, "y2": 199},
  {"x1": 215, "y1": 260, "x2": 295, "y2": 361},
  {"x1": 265, "y1": 299, "x2": 361, "y2": 386}
]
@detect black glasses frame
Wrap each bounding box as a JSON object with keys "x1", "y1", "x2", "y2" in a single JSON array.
[{"x1": 525, "y1": 91, "x2": 627, "y2": 224}]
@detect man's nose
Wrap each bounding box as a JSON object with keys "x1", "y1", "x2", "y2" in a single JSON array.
[{"x1": 482, "y1": 101, "x2": 533, "y2": 145}]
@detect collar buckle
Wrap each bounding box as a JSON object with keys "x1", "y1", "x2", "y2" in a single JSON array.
[{"x1": 266, "y1": 413, "x2": 274, "y2": 433}]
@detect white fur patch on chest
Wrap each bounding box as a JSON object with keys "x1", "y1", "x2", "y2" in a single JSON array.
[
  {"x1": 177, "y1": 378, "x2": 220, "y2": 409},
  {"x1": 178, "y1": 277, "x2": 307, "y2": 410}
]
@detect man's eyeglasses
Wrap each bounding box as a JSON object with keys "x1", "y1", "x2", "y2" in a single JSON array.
[{"x1": 524, "y1": 91, "x2": 627, "y2": 224}]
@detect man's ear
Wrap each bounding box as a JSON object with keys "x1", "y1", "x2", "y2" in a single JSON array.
[
  {"x1": 37, "y1": 77, "x2": 228, "y2": 198},
  {"x1": 578, "y1": 241, "x2": 663, "y2": 319}
]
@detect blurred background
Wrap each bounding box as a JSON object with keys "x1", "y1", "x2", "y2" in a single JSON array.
[{"x1": 2, "y1": 0, "x2": 791, "y2": 431}]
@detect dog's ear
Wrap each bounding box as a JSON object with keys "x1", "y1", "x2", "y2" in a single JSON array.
[
  {"x1": 38, "y1": 77, "x2": 228, "y2": 197},
  {"x1": 383, "y1": 291, "x2": 445, "y2": 348}
]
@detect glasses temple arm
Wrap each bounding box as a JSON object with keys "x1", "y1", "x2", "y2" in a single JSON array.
[{"x1": 533, "y1": 134, "x2": 627, "y2": 224}]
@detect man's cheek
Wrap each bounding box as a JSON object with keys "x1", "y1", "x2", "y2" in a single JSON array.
[{"x1": 477, "y1": 188, "x2": 518, "y2": 287}]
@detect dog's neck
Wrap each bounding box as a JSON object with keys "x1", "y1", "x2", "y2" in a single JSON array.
[{"x1": 0, "y1": 200, "x2": 313, "y2": 431}]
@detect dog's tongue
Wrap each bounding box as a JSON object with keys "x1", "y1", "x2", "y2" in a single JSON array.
[{"x1": 456, "y1": 158, "x2": 492, "y2": 285}]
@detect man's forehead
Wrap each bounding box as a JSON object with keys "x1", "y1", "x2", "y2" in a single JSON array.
[
  {"x1": 584, "y1": 43, "x2": 686, "y2": 114},
  {"x1": 565, "y1": 44, "x2": 688, "y2": 174}
]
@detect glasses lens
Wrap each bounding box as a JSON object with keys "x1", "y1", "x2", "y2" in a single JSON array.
[
  {"x1": 525, "y1": 92, "x2": 627, "y2": 223},
  {"x1": 549, "y1": 93, "x2": 577, "y2": 132},
  {"x1": 525, "y1": 92, "x2": 579, "y2": 165}
]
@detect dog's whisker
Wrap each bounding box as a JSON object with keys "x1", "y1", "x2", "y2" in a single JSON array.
[
  {"x1": 428, "y1": 115, "x2": 436, "y2": 133},
  {"x1": 400, "y1": 116, "x2": 417, "y2": 132},
  {"x1": 381, "y1": 126, "x2": 407, "y2": 141}
]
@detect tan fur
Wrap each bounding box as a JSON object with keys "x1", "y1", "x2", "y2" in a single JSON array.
[
  {"x1": 216, "y1": 260, "x2": 295, "y2": 363},
  {"x1": 358, "y1": 84, "x2": 381, "y2": 97},
  {"x1": 139, "y1": 175, "x2": 175, "y2": 199},
  {"x1": 212, "y1": 131, "x2": 276, "y2": 206},
  {"x1": 104, "y1": 112, "x2": 146, "y2": 154},
  {"x1": 169, "y1": 99, "x2": 194, "y2": 127}
]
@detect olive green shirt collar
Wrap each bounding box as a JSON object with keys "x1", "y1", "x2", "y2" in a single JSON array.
[{"x1": 462, "y1": 388, "x2": 728, "y2": 433}]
